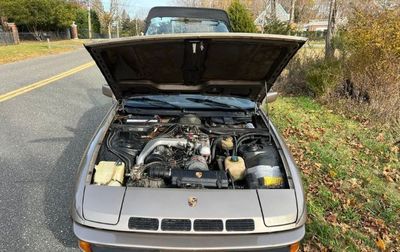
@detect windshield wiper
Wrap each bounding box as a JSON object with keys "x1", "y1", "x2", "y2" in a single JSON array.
[
  {"x1": 125, "y1": 97, "x2": 181, "y2": 109},
  {"x1": 187, "y1": 98, "x2": 249, "y2": 113}
]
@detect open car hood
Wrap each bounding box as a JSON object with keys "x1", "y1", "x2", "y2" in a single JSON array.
[{"x1": 85, "y1": 33, "x2": 306, "y2": 101}]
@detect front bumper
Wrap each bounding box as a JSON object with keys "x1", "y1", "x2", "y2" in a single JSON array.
[{"x1": 73, "y1": 222, "x2": 305, "y2": 251}]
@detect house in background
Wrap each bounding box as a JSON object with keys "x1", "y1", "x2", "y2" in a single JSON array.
[
  {"x1": 254, "y1": 3, "x2": 290, "y2": 30},
  {"x1": 302, "y1": 19, "x2": 328, "y2": 32}
]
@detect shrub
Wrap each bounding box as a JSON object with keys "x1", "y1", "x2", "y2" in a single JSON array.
[
  {"x1": 340, "y1": 8, "x2": 400, "y2": 129},
  {"x1": 263, "y1": 20, "x2": 295, "y2": 35},
  {"x1": 305, "y1": 59, "x2": 343, "y2": 97},
  {"x1": 272, "y1": 7, "x2": 399, "y2": 134},
  {"x1": 274, "y1": 42, "x2": 326, "y2": 96},
  {"x1": 227, "y1": 0, "x2": 257, "y2": 33}
]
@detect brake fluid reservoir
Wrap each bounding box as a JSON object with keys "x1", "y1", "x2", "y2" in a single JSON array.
[
  {"x1": 224, "y1": 156, "x2": 246, "y2": 181},
  {"x1": 221, "y1": 136, "x2": 234, "y2": 150},
  {"x1": 94, "y1": 161, "x2": 125, "y2": 186},
  {"x1": 246, "y1": 165, "x2": 284, "y2": 188}
]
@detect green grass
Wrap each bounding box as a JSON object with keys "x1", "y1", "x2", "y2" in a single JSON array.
[
  {"x1": 269, "y1": 96, "x2": 400, "y2": 251},
  {"x1": 0, "y1": 39, "x2": 87, "y2": 64}
]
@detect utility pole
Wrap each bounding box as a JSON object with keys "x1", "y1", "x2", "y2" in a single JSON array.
[{"x1": 88, "y1": 0, "x2": 92, "y2": 39}]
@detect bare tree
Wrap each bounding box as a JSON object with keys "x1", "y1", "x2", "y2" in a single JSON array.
[
  {"x1": 173, "y1": 0, "x2": 260, "y2": 17},
  {"x1": 270, "y1": 0, "x2": 277, "y2": 20},
  {"x1": 174, "y1": 0, "x2": 204, "y2": 7},
  {"x1": 289, "y1": 0, "x2": 296, "y2": 24},
  {"x1": 374, "y1": 0, "x2": 399, "y2": 9},
  {"x1": 92, "y1": 0, "x2": 120, "y2": 39},
  {"x1": 114, "y1": 0, "x2": 128, "y2": 38},
  {"x1": 174, "y1": 0, "x2": 237, "y2": 10},
  {"x1": 325, "y1": 0, "x2": 337, "y2": 59}
]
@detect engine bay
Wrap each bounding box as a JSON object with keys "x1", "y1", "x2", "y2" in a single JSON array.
[{"x1": 93, "y1": 112, "x2": 289, "y2": 189}]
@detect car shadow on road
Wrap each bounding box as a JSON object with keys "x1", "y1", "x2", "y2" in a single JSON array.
[{"x1": 44, "y1": 103, "x2": 111, "y2": 249}]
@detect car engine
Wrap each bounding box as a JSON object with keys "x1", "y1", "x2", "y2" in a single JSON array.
[{"x1": 93, "y1": 113, "x2": 288, "y2": 189}]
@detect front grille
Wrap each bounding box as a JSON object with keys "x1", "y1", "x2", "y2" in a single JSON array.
[
  {"x1": 226, "y1": 219, "x2": 255, "y2": 231},
  {"x1": 193, "y1": 219, "x2": 223, "y2": 231},
  {"x1": 128, "y1": 217, "x2": 159, "y2": 231},
  {"x1": 161, "y1": 219, "x2": 191, "y2": 231}
]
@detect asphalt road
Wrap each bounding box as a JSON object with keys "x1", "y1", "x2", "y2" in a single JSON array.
[{"x1": 0, "y1": 49, "x2": 112, "y2": 251}]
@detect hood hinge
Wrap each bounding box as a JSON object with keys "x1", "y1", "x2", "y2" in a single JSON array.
[
  {"x1": 118, "y1": 99, "x2": 126, "y2": 112},
  {"x1": 254, "y1": 102, "x2": 258, "y2": 114},
  {"x1": 264, "y1": 81, "x2": 270, "y2": 118},
  {"x1": 264, "y1": 81, "x2": 273, "y2": 141}
]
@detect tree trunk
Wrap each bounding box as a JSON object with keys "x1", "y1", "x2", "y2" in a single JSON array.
[
  {"x1": 135, "y1": 19, "x2": 138, "y2": 36},
  {"x1": 108, "y1": 23, "x2": 112, "y2": 39},
  {"x1": 289, "y1": 0, "x2": 296, "y2": 24},
  {"x1": 325, "y1": 0, "x2": 337, "y2": 59},
  {"x1": 27, "y1": 23, "x2": 41, "y2": 41},
  {"x1": 116, "y1": 20, "x2": 120, "y2": 38},
  {"x1": 271, "y1": 0, "x2": 276, "y2": 20},
  {"x1": 88, "y1": 4, "x2": 92, "y2": 39},
  {"x1": 261, "y1": 0, "x2": 268, "y2": 34}
]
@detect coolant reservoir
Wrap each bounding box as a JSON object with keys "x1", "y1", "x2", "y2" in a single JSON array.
[
  {"x1": 224, "y1": 156, "x2": 246, "y2": 181},
  {"x1": 94, "y1": 161, "x2": 125, "y2": 186}
]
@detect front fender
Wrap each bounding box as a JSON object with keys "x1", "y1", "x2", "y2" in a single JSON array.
[{"x1": 70, "y1": 103, "x2": 117, "y2": 223}]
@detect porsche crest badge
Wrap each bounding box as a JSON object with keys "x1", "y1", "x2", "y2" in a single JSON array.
[{"x1": 188, "y1": 196, "x2": 198, "y2": 207}]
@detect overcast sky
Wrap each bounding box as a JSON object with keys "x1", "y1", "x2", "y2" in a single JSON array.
[{"x1": 102, "y1": 0, "x2": 175, "y2": 18}]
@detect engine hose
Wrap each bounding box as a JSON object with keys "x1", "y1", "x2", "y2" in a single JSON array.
[
  {"x1": 211, "y1": 136, "x2": 225, "y2": 160},
  {"x1": 233, "y1": 135, "x2": 238, "y2": 156},
  {"x1": 135, "y1": 138, "x2": 188, "y2": 165},
  {"x1": 130, "y1": 161, "x2": 169, "y2": 181},
  {"x1": 118, "y1": 147, "x2": 139, "y2": 157},
  {"x1": 106, "y1": 130, "x2": 132, "y2": 169},
  {"x1": 217, "y1": 157, "x2": 224, "y2": 171},
  {"x1": 199, "y1": 127, "x2": 231, "y2": 135},
  {"x1": 158, "y1": 124, "x2": 178, "y2": 137}
]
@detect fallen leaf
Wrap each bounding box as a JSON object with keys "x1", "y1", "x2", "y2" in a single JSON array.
[
  {"x1": 390, "y1": 145, "x2": 399, "y2": 153},
  {"x1": 375, "y1": 237, "x2": 386, "y2": 251},
  {"x1": 349, "y1": 178, "x2": 360, "y2": 188},
  {"x1": 326, "y1": 212, "x2": 337, "y2": 223},
  {"x1": 376, "y1": 133, "x2": 385, "y2": 142},
  {"x1": 315, "y1": 162, "x2": 322, "y2": 169}
]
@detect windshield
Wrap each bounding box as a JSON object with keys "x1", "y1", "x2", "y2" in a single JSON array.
[
  {"x1": 145, "y1": 17, "x2": 229, "y2": 35},
  {"x1": 125, "y1": 94, "x2": 254, "y2": 110}
]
